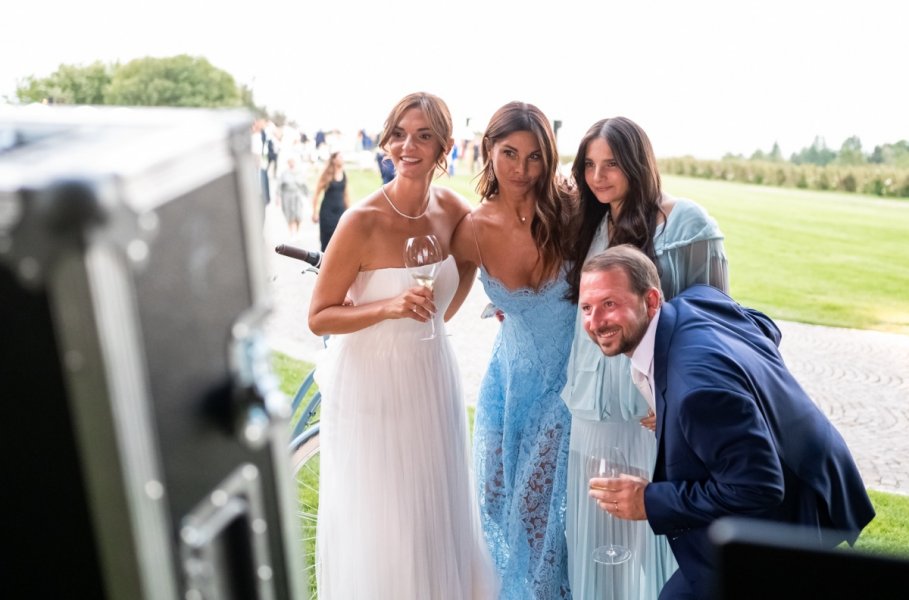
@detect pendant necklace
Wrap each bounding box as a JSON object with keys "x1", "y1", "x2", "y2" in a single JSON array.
[{"x1": 382, "y1": 184, "x2": 431, "y2": 220}]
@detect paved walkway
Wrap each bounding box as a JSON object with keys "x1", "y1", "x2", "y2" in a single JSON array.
[{"x1": 262, "y1": 216, "x2": 909, "y2": 497}]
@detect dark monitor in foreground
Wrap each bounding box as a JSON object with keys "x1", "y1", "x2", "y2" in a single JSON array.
[
  {"x1": 0, "y1": 105, "x2": 305, "y2": 599},
  {"x1": 709, "y1": 517, "x2": 909, "y2": 599}
]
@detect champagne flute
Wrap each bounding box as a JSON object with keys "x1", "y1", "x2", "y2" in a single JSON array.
[
  {"x1": 586, "y1": 446, "x2": 633, "y2": 565},
  {"x1": 403, "y1": 234, "x2": 443, "y2": 340}
]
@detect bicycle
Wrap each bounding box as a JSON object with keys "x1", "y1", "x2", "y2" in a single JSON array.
[{"x1": 274, "y1": 243, "x2": 323, "y2": 599}]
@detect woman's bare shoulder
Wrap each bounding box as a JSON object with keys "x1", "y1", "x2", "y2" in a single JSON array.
[
  {"x1": 469, "y1": 198, "x2": 503, "y2": 226},
  {"x1": 335, "y1": 191, "x2": 387, "y2": 231},
  {"x1": 432, "y1": 186, "x2": 473, "y2": 214}
]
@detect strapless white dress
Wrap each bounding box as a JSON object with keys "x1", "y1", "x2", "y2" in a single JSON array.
[{"x1": 314, "y1": 256, "x2": 498, "y2": 599}]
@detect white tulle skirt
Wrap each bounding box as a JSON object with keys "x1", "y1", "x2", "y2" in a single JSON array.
[{"x1": 314, "y1": 302, "x2": 498, "y2": 599}]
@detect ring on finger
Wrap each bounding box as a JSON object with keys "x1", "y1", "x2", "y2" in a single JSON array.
[
  {"x1": 412, "y1": 303, "x2": 417, "y2": 312},
  {"x1": 613, "y1": 501, "x2": 618, "y2": 511}
]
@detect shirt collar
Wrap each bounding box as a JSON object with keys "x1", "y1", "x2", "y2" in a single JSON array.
[{"x1": 630, "y1": 306, "x2": 661, "y2": 380}]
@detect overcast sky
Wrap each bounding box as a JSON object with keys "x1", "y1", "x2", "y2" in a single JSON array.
[{"x1": 3, "y1": 0, "x2": 905, "y2": 159}]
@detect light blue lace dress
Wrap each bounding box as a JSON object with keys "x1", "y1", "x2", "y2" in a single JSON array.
[
  {"x1": 561, "y1": 197, "x2": 729, "y2": 600},
  {"x1": 473, "y1": 265, "x2": 577, "y2": 600}
]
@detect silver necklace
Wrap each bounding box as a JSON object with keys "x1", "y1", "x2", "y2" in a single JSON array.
[{"x1": 382, "y1": 184, "x2": 431, "y2": 220}]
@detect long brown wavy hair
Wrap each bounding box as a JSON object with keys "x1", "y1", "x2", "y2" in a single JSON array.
[
  {"x1": 475, "y1": 101, "x2": 576, "y2": 282},
  {"x1": 565, "y1": 116, "x2": 665, "y2": 302},
  {"x1": 316, "y1": 151, "x2": 344, "y2": 189}
]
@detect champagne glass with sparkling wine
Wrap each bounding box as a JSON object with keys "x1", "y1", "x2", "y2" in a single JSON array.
[
  {"x1": 586, "y1": 446, "x2": 633, "y2": 565},
  {"x1": 403, "y1": 234, "x2": 443, "y2": 340}
]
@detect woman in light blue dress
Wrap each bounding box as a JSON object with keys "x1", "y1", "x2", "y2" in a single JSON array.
[
  {"x1": 452, "y1": 102, "x2": 578, "y2": 599},
  {"x1": 560, "y1": 117, "x2": 729, "y2": 599}
]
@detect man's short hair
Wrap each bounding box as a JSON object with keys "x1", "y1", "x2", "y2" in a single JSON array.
[{"x1": 582, "y1": 244, "x2": 662, "y2": 297}]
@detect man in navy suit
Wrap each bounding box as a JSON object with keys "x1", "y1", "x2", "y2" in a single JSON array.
[{"x1": 580, "y1": 245, "x2": 875, "y2": 600}]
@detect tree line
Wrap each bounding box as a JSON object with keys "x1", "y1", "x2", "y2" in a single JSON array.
[
  {"x1": 658, "y1": 155, "x2": 909, "y2": 198},
  {"x1": 656, "y1": 134, "x2": 909, "y2": 199},
  {"x1": 730, "y1": 136, "x2": 909, "y2": 169},
  {"x1": 10, "y1": 56, "x2": 907, "y2": 198},
  {"x1": 10, "y1": 55, "x2": 278, "y2": 120}
]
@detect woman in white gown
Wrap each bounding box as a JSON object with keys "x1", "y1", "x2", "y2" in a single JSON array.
[{"x1": 308, "y1": 91, "x2": 498, "y2": 599}]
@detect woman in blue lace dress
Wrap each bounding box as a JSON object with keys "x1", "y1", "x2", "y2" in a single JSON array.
[
  {"x1": 452, "y1": 101, "x2": 578, "y2": 599},
  {"x1": 560, "y1": 117, "x2": 729, "y2": 599}
]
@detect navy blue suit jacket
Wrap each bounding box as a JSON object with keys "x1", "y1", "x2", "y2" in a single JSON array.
[{"x1": 643, "y1": 285, "x2": 875, "y2": 599}]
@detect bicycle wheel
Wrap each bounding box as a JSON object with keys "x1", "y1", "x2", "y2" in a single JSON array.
[{"x1": 292, "y1": 427, "x2": 320, "y2": 600}]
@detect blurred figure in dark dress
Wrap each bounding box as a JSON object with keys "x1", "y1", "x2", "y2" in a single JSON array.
[{"x1": 312, "y1": 152, "x2": 349, "y2": 250}]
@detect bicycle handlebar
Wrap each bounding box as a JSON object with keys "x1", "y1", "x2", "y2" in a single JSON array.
[{"x1": 275, "y1": 244, "x2": 323, "y2": 268}]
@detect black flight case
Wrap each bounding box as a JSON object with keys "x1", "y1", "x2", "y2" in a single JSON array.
[{"x1": 0, "y1": 105, "x2": 307, "y2": 599}]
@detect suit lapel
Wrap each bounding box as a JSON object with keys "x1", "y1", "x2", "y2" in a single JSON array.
[{"x1": 652, "y1": 303, "x2": 677, "y2": 465}]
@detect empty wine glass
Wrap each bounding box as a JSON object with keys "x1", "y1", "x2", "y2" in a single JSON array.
[
  {"x1": 586, "y1": 446, "x2": 632, "y2": 565},
  {"x1": 403, "y1": 234, "x2": 443, "y2": 340}
]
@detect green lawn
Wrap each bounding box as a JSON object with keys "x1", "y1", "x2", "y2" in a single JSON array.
[
  {"x1": 337, "y1": 167, "x2": 909, "y2": 334},
  {"x1": 663, "y1": 175, "x2": 909, "y2": 334},
  {"x1": 858, "y1": 490, "x2": 909, "y2": 557}
]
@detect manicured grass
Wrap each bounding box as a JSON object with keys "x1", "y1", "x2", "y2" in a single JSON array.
[
  {"x1": 272, "y1": 350, "x2": 309, "y2": 398},
  {"x1": 663, "y1": 175, "x2": 909, "y2": 334},
  {"x1": 271, "y1": 349, "x2": 318, "y2": 426},
  {"x1": 854, "y1": 490, "x2": 909, "y2": 558},
  {"x1": 335, "y1": 167, "x2": 909, "y2": 334}
]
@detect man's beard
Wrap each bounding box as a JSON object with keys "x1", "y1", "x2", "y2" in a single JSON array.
[
  {"x1": 620, "y1": 318, "x2": 648, "y2": 354},
  {"x1": 595, "y1": 306, "x2": 650, "y2": 357}
]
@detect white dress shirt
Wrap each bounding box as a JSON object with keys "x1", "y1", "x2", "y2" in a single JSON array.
[{"x1": 629, "y1": 307, "x2": 661, "y2": 412}]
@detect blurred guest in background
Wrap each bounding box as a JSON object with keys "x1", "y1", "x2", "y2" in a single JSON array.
[
  {"x1": 311, "y1": 151, "x2": 349, "y2": 250},
  {"x1": 278, "y1": 155, "x2": 309, "y2": 237}
]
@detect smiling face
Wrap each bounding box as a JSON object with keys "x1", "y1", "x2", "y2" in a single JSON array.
[
  {"x1": 386, "y1": 107, "x2": 447, "y2": 179},
  {"x1": 579, "y1": 267, "x2": 659, "y2": 357},
  {"x1": 488, "y1": 130, "x2": 544, "y2": 195},
  {"x1": 584, "y1": 137, "x2": 630, "y2": 217}
]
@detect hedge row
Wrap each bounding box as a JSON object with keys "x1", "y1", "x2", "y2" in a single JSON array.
[{"x1": 657, "y1": 157, "x2": 909, "y2": 199}]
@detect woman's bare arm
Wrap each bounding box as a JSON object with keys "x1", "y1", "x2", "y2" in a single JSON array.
[
  {"x1": 311, "y1": 178, "x2": 326, "y2": 222},
  {"x1": 308, "y1": 209, "x2": 434, "y2": 335},
  {"x1": 447, "y1": 211, "x2": 481, "y2": 320}
]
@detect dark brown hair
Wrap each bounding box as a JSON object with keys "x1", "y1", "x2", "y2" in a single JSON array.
[
  {"x1": 316, "y1": 151, "x2": 343, "y2": 188},
  {"x1": 475, "y1": 101, "x2": 576, "y2": 281},
  {"x1": 565, "y1": 116, "x2": 665, "y2": 302}
]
